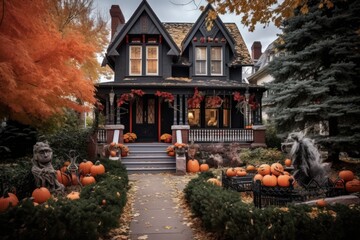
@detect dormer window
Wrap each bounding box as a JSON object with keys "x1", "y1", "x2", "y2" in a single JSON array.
[
  {"x1": 128, "y1": 35, "x2": 159, "y2": 76},
  {"x1": 194, "y1": 46, "x2": 223, "y2": 76}
]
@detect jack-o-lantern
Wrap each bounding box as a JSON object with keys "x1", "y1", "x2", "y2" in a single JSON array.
[
  {"x1": 270, "y1": 163, "x2": 284, "y2": 176},
  {"x1": 258, "y1": 164, "x2": 271, "y2": 176}
]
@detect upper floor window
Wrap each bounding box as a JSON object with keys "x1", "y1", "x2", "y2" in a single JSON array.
[
  {"x1": 128, "y1": 35, "x2": 159, "y2": 76},
  {"x1": 195, "y1": 47, "x2": 207, "y2": 75},
  {"x1": 130, "y1": 46, "x2": 142, "y2": 75},
  {"x1": 211, "y1": 47, "x2": 222, "y2": 75},
  {"x1": 146, "y1": 46, "x2": 158, "y2": 75},
  {"x1": 195, "y1": 46, "x2": 223, "y2": 76}
]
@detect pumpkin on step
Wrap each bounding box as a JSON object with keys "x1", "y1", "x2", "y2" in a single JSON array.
[{"x1": 187, "y1": 159, "x2": 200, "y2": 173}]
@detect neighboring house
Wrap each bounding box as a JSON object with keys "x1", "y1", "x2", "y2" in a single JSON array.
[{"x1": 96, "y1": 0, "x2": 266, "y2": 147}]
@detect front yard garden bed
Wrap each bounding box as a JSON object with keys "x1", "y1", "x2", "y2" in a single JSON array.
[
  {"x1": 0, "y1": 159, "x2": 128, "y2": 240},
  {"x1": 184, "y1": 172, "x2": 360, "y2": 240}
]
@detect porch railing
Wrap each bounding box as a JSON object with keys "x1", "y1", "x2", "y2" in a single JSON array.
[
  {"x1": 97, "y1": 128, "x2": 107, "y2": 143},
  {"x1": 189, "y1": 129, "x2": 253, "y2": 143}
]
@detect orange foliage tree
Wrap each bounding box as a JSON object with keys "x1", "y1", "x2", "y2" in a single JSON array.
[
  {"x1": 0, "y1": 0, "x2": 100, "y2": 127},
  {"x1": 202, "y1": 0, "x2": 336, "y2": 31}
]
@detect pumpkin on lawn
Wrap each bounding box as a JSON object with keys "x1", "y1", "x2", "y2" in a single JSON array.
[
  {"x1": 0, "y1": 192, "x2": 19, "y2": 212},
  {"x1": 79, "y1": 160, "x2": 94, "y2": 175},
  {"x1": 67, "y1": 191, "x2": 80, "y2": 200},
  {"x1": 32, "y1": 187, "x2": 51, "y2": 204},
  {"x1": 81, "y1": 175, "x2": 96, "y2": 186},
  {"x1": 90, "y1": 161, "x2": 106, "y2": 177},
  {"x1": 199, "y1": 161, "x2": 209, "y2": 172},
  {"x1": 207, "y1": 178, "x2": 221, "y2": 186},
  {"x1": 187, "y1": 159, "x2": 200, "y2": 173},
  {"x1": 338, "y1": 170, "x2": 355, "y2": 182}
]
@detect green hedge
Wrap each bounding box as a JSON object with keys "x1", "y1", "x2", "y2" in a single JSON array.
[
  {"x1": 0, "y1": 159, "x2": 128, "y2": 240},
  {"x1": 184, "y1": 172, "x2": 360, "y2": 240}
]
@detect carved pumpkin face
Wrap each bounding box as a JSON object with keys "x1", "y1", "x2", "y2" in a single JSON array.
[
  {"x1": 258, "y1": 164, "x2": 271, "y2": 176},
  {"x1": 271, "y1": 163, "x2": 284, "y2": 176}
]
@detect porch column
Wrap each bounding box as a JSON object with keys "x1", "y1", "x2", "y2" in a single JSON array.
[
  {"x1": 173, "y1": 94, "x2": 177, "y2": 124},
  {"x1": 116, "y1": 106, "x2": 121, "y2": 124},
  {"x1": 106, "y1": 97, "x2": 110, "y2": 124},
  {"x1": 184, "y1": 96, "x2": 188, "y2": 125},
  {"x1": 179, "y1": 94, "x2": 183, "y2": 124}
]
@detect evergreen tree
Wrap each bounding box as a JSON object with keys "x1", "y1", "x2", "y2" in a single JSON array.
[{"x1": 266, "y1": 0, "x2": 360, "y2": 162}]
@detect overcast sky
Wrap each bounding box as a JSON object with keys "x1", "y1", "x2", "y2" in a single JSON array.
[{"x1": 93, "y1": 0, "x2": 281, "y2": 54}]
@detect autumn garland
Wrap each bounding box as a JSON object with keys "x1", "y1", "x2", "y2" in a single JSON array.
[
  {"x1": 117, "y1": 89, "x2": 145, "y2": 107},
  {"x1": 205, "y1": 96, "x2": 223, "y2": 108},
  {"x1": 187, "y1": 87, "x2": 204, "y2": 108},
  {"x1": 155, "y1": 91, "x2": 174, "y2": 103},
  {"x1": 233, "y1": 91, "x2": 259, "y2": 113}
]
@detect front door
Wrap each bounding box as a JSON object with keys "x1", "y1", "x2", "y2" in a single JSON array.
[{"x1": 133, "y1": 95, "x2": 157, "y2": 142}]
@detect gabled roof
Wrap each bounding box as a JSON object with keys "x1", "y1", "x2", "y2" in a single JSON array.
[
  {"x1": 106, "y1": 0, "x2": 180, "y2": 67},
  {"x1": 163, "y1": 22, "x2": 252, "y2": 66}
]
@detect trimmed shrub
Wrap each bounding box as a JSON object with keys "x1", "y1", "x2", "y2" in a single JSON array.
[
  {"x1": 0, "y1": 159, "x2": 128, "y2": 240},
  {"x1": 184, "y1": 174, "x2": 360, "y2": 240}
]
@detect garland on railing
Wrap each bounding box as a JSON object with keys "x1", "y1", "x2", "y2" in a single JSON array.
[
  {"x1": 117, "y1": 89, "x2": 145, "y2": 107},
  {"x1": 155, "y1": 91, "x2": 174, "y2": 104},
  {"x1": 187, "y1": 87, "x2": 204, "y2": 108}
]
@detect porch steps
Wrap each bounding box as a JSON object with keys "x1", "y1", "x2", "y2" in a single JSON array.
[{"x1": 121, "y1": 142, "x2": 176, "y2": 174}]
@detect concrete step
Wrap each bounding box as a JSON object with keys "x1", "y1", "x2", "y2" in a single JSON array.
[{"x1": 121, "y1": 142, "x2": 176, "y2": 173}]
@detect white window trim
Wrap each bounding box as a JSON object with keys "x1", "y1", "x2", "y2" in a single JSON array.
[
  {"x1": 195, "y1": 47, "x2": 207, "y2": 76},
  {"x1": 211, "y1": 47, "x2": 223, "y2": 76},
  {"x1": 146, "y1": 46, "x2": 159, "y2": 75},
  {"x1": 129, "y1": 46, "x2": 142, "y2": 76}
]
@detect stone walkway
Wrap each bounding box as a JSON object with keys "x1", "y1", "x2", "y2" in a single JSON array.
[{"x1": 128, "y1": 173, "x2": 194, "y2": 240}]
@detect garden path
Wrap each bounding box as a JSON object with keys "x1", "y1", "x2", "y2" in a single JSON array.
[{"x1": 128, "y1": 173, "x2": 195, "y2": 240}]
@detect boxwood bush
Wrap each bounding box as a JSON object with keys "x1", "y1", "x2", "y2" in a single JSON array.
[
  {"x1": 0, "y1": 159, "x2": 128, "y2": 240},
  {"x1": 184, "y1": 172, "x2": 360, "y2": 240}
]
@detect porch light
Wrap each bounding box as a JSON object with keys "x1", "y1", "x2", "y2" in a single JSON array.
[
  {"x1": 188, "y1": 111, "x2": 194, "y2": 120},
  {"x1": 109, "y1": 88, "x2": 115, "y2": 106}
]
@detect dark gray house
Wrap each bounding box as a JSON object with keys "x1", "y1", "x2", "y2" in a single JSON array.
[{"x1": 96, "y1": 0, "x2": 266, "y2": 147}]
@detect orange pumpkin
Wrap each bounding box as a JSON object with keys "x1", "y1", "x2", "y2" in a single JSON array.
[
  {"x1": 271, "y1": 163, "x2": 284, "y2": 176},
  {"x1": 207, "y1": 178, "x2": 221, "y2": 186},
  {"x1": 236, "y1": 168, "x2": 247, "y2": 177},
  {"x1": 262, "y1": 174, "x2": 277, "y2": 187},
  {"x1": 200, "y1": 163, "x2": 210, "y2": 172},
  {"x1": 0, "y1": 193, "x2": 19, "y2": 213},
  {"x1": 253, "y1": 174, "x2": 263, "y2": 182},
  {"x1": 277, "y1": 174, "x2": 292, "y2": 187},
  {"x1": 284, "y1": 159, "x2": 292, "y2": 167},
  {"x1": 258, "y1": 164, "x2": 271, "y2": 176},
  {"x1": 81, "y1": 175, "x2": 96, "y2": 186},
  {"x1": 226, "y1": 168, "x2": 237, "y2": 177},
  {"x1": 339, "y1": 170, "x2": 355, "y2": 182},
  {"x1": 316, "y1": 199, "x2": 327, "y2": 207},
  {"x1": 168, "y1": 151, "x2": 175, "y2": 156},
  {"x1": 71, "y1": 172, "x2": 80, "y2": 185},
  {"x1": 79, "y1": 160, "x2": 94, "y2": 175},
  {"x1": 246, "y1": 165, "x2": 256, "y2": 172},
  {"x1": 56, "y1": 170, "x2": 71, "y2": 186},
  {"x1": 187, "y1": 159, "x2": 200, "y2": 173},
  {"x1": 110, "y1": 150, "x2": 117, "y2": 157},
  {"x1": 32, "y1": 187, "x2": 51, "y2": 204},
  {"x1": 90, "y1": 161, "x2": 106, "y2": 177},
  {"x1": 345, "y1": 179, "x2": 360, "y2": 193},
  {"x1": 67, "y1": 191, "x2": 80, "y2": 200}
]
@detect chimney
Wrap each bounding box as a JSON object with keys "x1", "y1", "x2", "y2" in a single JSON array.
[
  {"x1": 110, "y1": 5, "x2": 125, "y2": 39},
  {"x1": 251, "y1": 41, "x2": 262, "y2": 62}
]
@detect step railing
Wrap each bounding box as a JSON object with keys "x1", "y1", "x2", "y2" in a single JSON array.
[
  {"x1": 97, "y1": 128, "x2": 107, "y2": 143},
  {"x1": 189, "y1": 128, "x2": 253, "y2": 143}
]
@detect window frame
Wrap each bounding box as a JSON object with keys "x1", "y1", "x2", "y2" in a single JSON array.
[
  {"x1": 146, "y1": 46, "x2": 159, "y2": 75},
  {"x1": 195, "y1": 47, "x2": 207, "y2": 76},
  {"x1": 129, "y1": 45, "x2": 142, "y2": 76},
  {"x1": 210, "y1": 47, "x2": 223, "y2": 76}
]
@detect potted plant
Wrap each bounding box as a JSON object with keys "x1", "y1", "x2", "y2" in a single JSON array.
[
  {"x1": 124, "y1": 132, "x2": 137, "y2": 143},
  {"x1": 117, "y1": 143, "x2": 129, "y2": 157},
  {"x1": 160, "y1": 133, "x2": 172, "y2": 143},
  {"x1": 166, "y1": 145, "x2": 175, "y2": 156}
]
